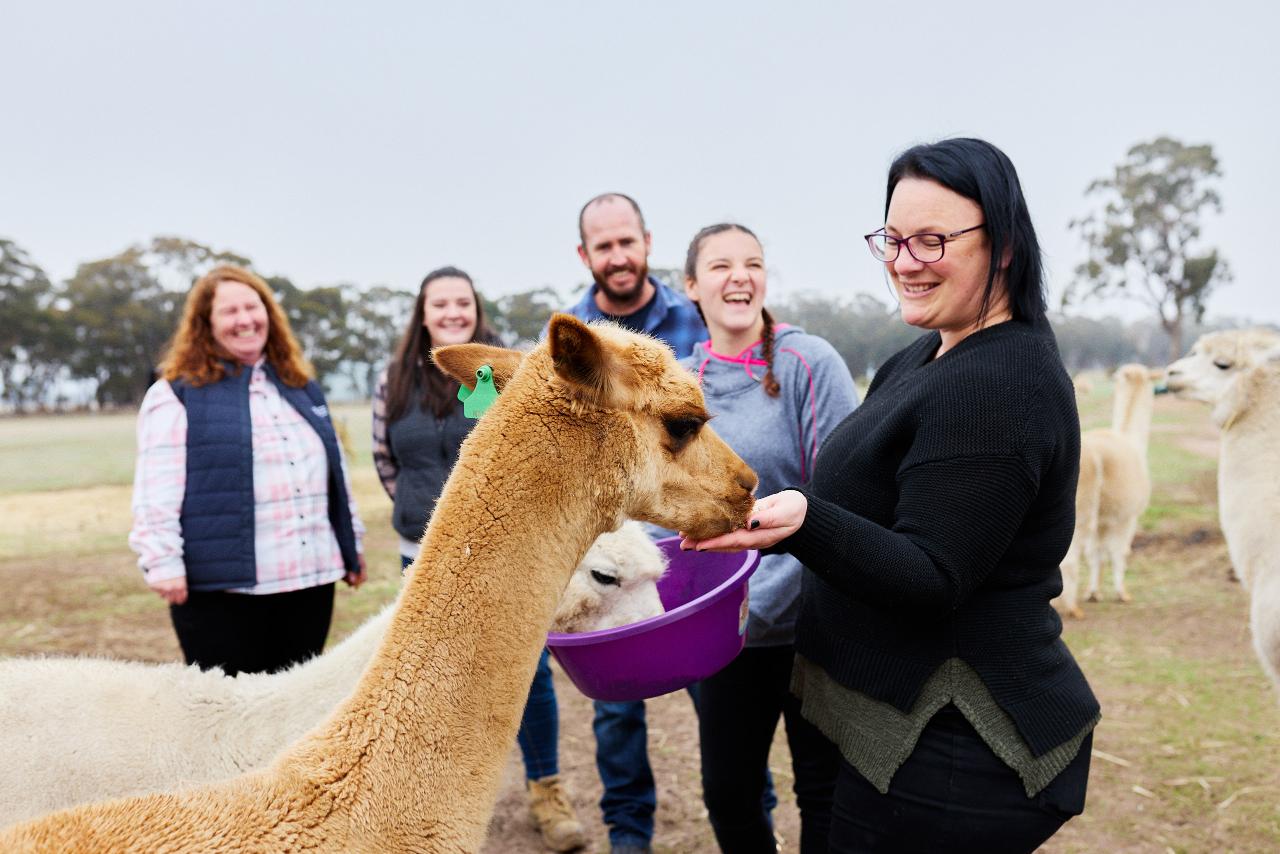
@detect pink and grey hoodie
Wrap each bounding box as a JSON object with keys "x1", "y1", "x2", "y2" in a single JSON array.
[{"x1": 682, "y1": 324, "x2": 859, "y2": 647}]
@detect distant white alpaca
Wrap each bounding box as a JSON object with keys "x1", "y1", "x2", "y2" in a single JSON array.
[
  {"x1": 0, "y1": 522, "x2": 666, "y2": 827},
  {"x1": 1164, "y1": 328, "x2": 1280, "y2": 408},
  {"x1": 1056, "y1": 364, "x2": 1161, "y2": 618},
  {"x1": 1072, "y1": 373, "x2": 1094, "y2": 400},
  {"x1": 1166, "y1": 330, "x2": 1280, "y2": 691}
]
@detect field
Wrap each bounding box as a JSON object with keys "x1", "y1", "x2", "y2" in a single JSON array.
[{"x1": 1, "y1": 385, "x2": 1278, "y2": 852}]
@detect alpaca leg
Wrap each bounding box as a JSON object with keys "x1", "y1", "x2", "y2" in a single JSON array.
[
  {"x1": 1085, "y1": 540, "x2": 1103, "y2": 603},
  {"x1": 1250, "y1": 581, "x2": 1280, "y2": 695},
  {"x1": 1056, "y1": 537, "x2": 1085, "y2": 619},
  {"x1": 1110, "y1": 521, "x2": 1138, "y2": 603}
]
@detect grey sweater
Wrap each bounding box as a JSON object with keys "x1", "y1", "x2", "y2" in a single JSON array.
[{"x1": 681, "y1": 325, "x2": 859, "y2": 646}]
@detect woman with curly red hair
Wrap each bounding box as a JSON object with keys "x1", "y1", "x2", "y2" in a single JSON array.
[{"x1": 129, "y1": 265, "x2": 366, "y2": 675}]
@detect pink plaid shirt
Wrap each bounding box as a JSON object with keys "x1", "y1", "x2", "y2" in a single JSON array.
[{"x1": 129, "y1": 363, "x2": 364, "y2": 595}]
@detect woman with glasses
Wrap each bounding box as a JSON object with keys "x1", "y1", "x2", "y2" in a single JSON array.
[{"x1": 682, "y1": 138, "x2": 1098, "y2": 852}]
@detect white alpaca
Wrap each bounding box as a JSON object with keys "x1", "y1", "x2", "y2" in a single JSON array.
[
  {"x1": 1164, "y1": 328, "x2": 1280, "y2": 409},
  {"x1": 0, "y1": 315, "x2": 755, "y2": 851},
  {"x1": 1057, "y1": 364, "x2": 1160, "y2": 618},
  {"x1": 0, "y1": 522, "x2": 667, "y2": 827},
  {"x1": 1166, "y1": 329, "x2": 1280, "y2": 691},
  {"x1": 1072, "y1": 373, "x2": 1094, "y2": 400},
  {"x1": 552, "y1": 521, "x2": 667, "y2": 633}
]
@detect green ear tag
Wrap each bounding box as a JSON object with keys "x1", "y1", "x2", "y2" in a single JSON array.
[{"x1": 457, "y1": 365, "x2": 499, "y2": 419}]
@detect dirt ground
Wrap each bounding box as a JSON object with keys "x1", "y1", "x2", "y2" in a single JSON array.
[
  {"x1": 3, "y1": 395, "x2": 1278, "y2": 852},
  {"x1": 5, "y1": 519, "x2": 1275, "y2": 853}
]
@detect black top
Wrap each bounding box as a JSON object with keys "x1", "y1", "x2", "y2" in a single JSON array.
[
  {"x1": 601, "y1": 286, "x2": 657, "y2": 330},
  {"x1": 386, "y1": 394, "x2": 474, "y2": 543},
  {"x1": 784, "y1": 318, "x2": 1099, "y2": 757}
]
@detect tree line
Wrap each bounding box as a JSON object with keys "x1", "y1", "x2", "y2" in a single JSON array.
[
  {"x1": 0, "y1": 235, "x2": 581, "y2": 410},
  {"x1": 0, "y1": 136, "x2": 1238, "y2": 410},
  {"x1": 0, "y1": 233, "x2": 1253, "y2": 413}
]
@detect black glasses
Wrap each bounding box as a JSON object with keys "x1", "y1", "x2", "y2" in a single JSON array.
[{"x1": 864, "y1": 224, "x2": 984, "y2": 264}]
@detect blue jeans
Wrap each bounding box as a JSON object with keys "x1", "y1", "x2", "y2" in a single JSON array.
[
  {"x1": 517, "y1": 648, "x2": 559, "y2": 780},
  {"x1": 594, "y1": 683, "x2": 777, "y2": 847},
  {"x1": 401, "y1": 554, "x2": 558, "y2": 780}
]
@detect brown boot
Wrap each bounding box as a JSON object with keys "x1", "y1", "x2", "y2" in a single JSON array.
[{"x1": 527, "y1": 774, "x2": 587, "y2": 852}]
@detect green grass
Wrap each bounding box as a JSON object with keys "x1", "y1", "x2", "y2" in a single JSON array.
[
  {"x1": 1143, "y1": 437, "x2": 1219, "y2": 530},
  {"x1": 0, "y1": 411, "x2": 138, "y2": 494}
]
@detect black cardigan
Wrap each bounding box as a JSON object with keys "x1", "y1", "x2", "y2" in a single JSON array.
[{"x1": 785, "y1": 318, "x2": 1099, "y2": 757}]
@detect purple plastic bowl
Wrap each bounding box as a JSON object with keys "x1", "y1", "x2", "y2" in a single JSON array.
[{"x1": 546, "y1": 537, "x2": 760, "y2": 702}]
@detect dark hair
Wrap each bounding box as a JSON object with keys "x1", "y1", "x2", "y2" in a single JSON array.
[
  {"x1": 683, "y1": 223, "x2": 780, "y2": 398},
  {"x1": 886, "y1": 138, "x2": 1046, "y2": 325},
  {"x1": 386, "y1": 266, "x2": 500, "y2": 420},
  {"x1": 577, "y1": 193, "x2": 647, "y2": 247}
]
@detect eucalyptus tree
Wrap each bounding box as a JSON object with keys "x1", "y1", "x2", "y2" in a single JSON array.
[{"x1": 1068, "y1": 136, "x2": 1230, "y2": 359}]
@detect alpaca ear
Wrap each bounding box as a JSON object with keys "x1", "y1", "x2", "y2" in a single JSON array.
[
  {"x1": 548, "y1": 314, "x2": 620, "y2": 407},
  {"x1": 431, "y1": 343, "x2": 523, "y2": 391}
]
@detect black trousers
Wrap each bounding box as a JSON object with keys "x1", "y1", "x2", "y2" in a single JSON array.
[
  {"x1": 828, "y1": 704, "x2": 1092, "y2": 854},
  {"x1": 169, "y1": 582, "x2": 336, "y2": 676},
  {"x1": 699, "y1": 645, "x2": 840, "y2": 854}
]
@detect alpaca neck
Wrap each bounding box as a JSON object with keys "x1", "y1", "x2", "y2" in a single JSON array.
[
  {"x1": 1112, "y1": 379, "x2": 1154, "y2": 458},
  {"x1": 291, "y1": 389, "x2": 622, "y2": 847}
]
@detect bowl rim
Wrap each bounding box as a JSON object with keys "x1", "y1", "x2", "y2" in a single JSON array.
[{"x1": 546, "y1": 538, "x2": 759, "y2": 648}]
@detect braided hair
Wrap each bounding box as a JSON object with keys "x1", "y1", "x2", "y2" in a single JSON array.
[{"x1": 684, "y1": 223, "x2": 780, "y2": 398}]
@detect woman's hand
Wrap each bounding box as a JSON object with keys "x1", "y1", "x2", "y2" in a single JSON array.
[
  {"x1": 148, "y1": 576, "x2": 188, "y2": 606},
  {"x1": 344, "y1": 553, "x2": 368, "y2": 588},
  {"x1": 680, "y1": 490, "x2": 808, "y2": 553}
]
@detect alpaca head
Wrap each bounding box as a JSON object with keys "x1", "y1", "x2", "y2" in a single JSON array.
[
  {"x1": 1166, "y1": 328, "x2": 1280, "y2": 406},
  {"x1": 1113, "y1": 363, "x2": 1162, "y2": 387},
  {"x1": 552, "y1": 522, "x2": 668, "y2": 633},
  {"x1": 434, "y1": 314, "x2": 757, "y2": 540},
  {"x1": 402, "y1": 521, "x2": 669, "y2": 632}
]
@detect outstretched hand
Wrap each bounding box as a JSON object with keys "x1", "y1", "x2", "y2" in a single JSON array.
[{"x1": 680, "y1": 489, "x2": 808, "y2": 553}]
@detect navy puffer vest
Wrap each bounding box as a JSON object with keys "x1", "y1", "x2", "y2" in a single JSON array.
[{"x1": 171, "y1": 362, "x2": 359, "y2": 591}]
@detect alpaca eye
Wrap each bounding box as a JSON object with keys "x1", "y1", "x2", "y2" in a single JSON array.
[
  {"x1": 590, "y1": 570, "x2": 621, "y2": 587},
  {"x1": 663, "y1": 417, "x2": 703, "y2": 442},
  {"x1": 1213, "y1": 360, "x2": 1233, "y2": 370}
]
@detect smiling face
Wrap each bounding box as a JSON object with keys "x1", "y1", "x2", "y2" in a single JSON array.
[
  {"x1": 421, "y1": 276, "x2": 479, "y2": 346},
  {"x1": 884, "y1": 177, "x2": 1009, "y2": 355},
  {"x1": 210, "y1": 280, "x2": 269, "y2": 365},
  {"x1": 577, "y1": 197, "x2": 653, "y2": 313},
  {"x1": 684, "y1": 228, "x2": 766, "y2": 355}
]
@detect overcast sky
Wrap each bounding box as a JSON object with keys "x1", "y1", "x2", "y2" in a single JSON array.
[{"x1": 3, "y1": 1, "x2": 1275, "y2": 328}]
